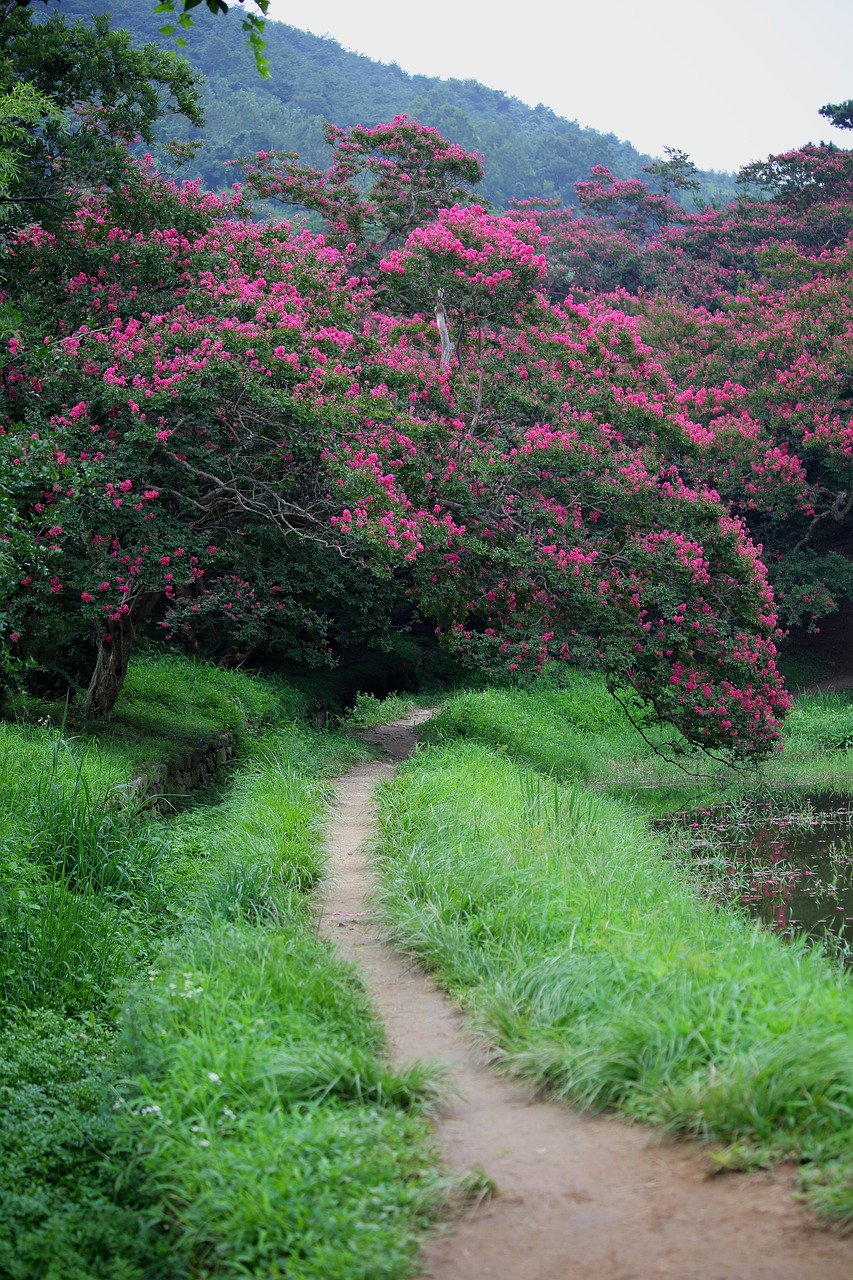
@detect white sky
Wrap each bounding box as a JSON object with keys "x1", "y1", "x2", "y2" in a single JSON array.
[{"x1": 262, "y1": 0, "x2": 853, "y2": 173}]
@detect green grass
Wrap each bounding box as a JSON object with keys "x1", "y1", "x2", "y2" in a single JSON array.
[
  {"x1": 0, "y1": 663, "x2": 450, "y2": 1279},
  {"x1": 114, "y1": 721, "x2": 447, "y2": 1277},
  {"x1": 343, "y1": 691, "x2": 436, "y2": 731},
  {"x1": 4, "y1": 652, "x2": 307, "y2": 778},
  {"x1": 375, "y1": 738, "x2": 853, "y2": 1225},
  {"x1": 423, "y1": 678, "x2": 853, "y2": 814},
  {"x1": 119, "y1": 923, "x2": 443, "y2": 1279}
]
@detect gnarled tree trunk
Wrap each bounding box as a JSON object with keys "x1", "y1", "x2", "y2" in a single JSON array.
[{"x1": 81, "y1": 589, "x2": 158, "y2": 717}]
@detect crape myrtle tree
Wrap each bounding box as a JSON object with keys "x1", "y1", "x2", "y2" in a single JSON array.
[
  {"x1": 232, "y1": 116, "x2": 485, "y2": 262},
  {"x1": 2, "y1": 66, "x2": 790, "y2": 754},
  {"x1": 1, "y1": 171, "x2": 411, "y2": 713},
  {"x1": 626, "y1": 145, "x2": 853, "y2": 631},
  {"x1": 362, "y1": 207, "x2": 790, "y2": 759},
  {"x1": 632, "y1": 242, "x2": 853, "y2": 632},
  {"x1": 514, "y1": 142, "x2": 853, "y2": 635}
]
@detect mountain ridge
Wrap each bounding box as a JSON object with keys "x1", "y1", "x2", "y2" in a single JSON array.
[{"x1": 46, "y1": 0, "x2": 739, "y2": 208}]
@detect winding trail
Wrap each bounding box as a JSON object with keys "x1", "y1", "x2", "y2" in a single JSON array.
[{"x1": 318, "y1": 714, "x2": 852, "y2": 1280}]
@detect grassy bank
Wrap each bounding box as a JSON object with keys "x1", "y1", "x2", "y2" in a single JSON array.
[
  {"x1": 422, "y1": 678, "x2": 853, "y2": 810},
  {"x1": 0, "y1": 657, "x2": 447, "y2": 1279},
  {"x1": 375, "y1": 735, "x2": 853, "y2": 1225}
]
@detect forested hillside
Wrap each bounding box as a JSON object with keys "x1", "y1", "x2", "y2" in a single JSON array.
[{"x1": 45, "y1": 0, "x2": 738, "y2": 208}]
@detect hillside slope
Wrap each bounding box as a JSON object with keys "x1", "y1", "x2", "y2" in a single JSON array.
[{"x1": 47, "y1": 0, "x2": 737, "y2": 207}]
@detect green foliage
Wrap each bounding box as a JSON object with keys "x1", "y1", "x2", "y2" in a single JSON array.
[
  {"x1": 376, "y1": 737, "x2": 853, "y2": 1224},
  {"x1": 116, "y1": 653, "x2": 304, "y2": 737},
  {"x1": 0, "y1": 659, "x2": 446, "y2": 1276},
  {"x1": 781, "y1": 690, "x2": 853, "y2": 755},
  {"x1": 0, "y1": 1009, "x2": 166, "y2": 1280},
  {"x1": 155, "y1": 0, "x2": 270, "y2": 77},
  {"x1": 29, "y1": 738, "x2": 166, "y2": 901},
  {"x1": 345, "y1": 691, "x2": 428, "y2": 730},
  {"x1": 0, "y1": 876, "x2": 130, "y2": 1013},
  {"x1": 0, "y1": 79, "x2": 62, "y2": 227},
  {"x1": 0, "y1": 6, "x2": 203, "y2": 232},
  {"x1": 820, "y1": 99, "x2": 853, "y2": 130}
]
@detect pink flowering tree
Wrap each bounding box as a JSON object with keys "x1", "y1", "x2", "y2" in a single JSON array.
[
  {"x1": 232, "y1": 116, "x2": 484, "y2": 259},
  {"x1": 509, "y1": 143, "x2": 853, "y2": 636},
  {"x1": 1, "y1": 157, "x2": 405, "y2": 712},
  {"x1": 632, "y1": 232, "x2": 853, "y2": 631},
  {"x1": 2, "y1": 116, "x2": 795, "y2": 756},
  {"x1": 337, "y1": 235, "x2": 791, "y2": 758}
]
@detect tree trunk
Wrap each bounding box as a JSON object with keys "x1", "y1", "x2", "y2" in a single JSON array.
[{"x1": 81, "y1": 590, "x2": 158, "y2": 717}]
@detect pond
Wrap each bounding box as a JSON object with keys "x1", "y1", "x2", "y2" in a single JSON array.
[{"x1": 658, "y1": 791, "x2": 853, "y2": 963}]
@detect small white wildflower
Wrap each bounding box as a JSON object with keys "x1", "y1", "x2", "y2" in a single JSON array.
[
  {"x1": 207, "y1": 1071, "x2": 221, "y2": 1084},
  {"x1": 190, "y1": 1125, "x2": 202, "y2": 1133},
  {"x1": 198, "y1": 1139, "x2": 210, "y2": 1148},
  {"x1": 223, "y1": 1108, "x2": 236, "y2": 1120},
  {"x1": 140, "y1": 1104, "x2": 162, "y2": 1116}
]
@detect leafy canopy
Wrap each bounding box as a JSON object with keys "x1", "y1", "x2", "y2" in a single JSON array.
[{"x1": 3, "y1": 0, "x2": 271, "y2": 75}]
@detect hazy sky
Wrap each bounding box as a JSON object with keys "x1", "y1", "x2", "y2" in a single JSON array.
[{"x1": 262, "y1": 0, "x2": 853, "y2": 173}]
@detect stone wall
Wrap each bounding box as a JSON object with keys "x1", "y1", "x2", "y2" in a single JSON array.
[{"x1": 125, "y1": 730, "x2": 236, "y2": 814}]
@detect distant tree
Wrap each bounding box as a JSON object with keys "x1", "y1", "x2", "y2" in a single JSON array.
[
  {"x1": 819, "y1": 99, "x2": 853, "y2": 130},
  {"x1": 642, "y1": 146, "x2": 701, "y2": 197},
  {"x1": 574, "y1": 165, "x2": 685, "y2": 236},
  {"x1": 234, "y1": 117, "x2": 484, "y2": 258}
]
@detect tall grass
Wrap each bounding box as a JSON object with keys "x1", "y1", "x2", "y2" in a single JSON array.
[
  {"x1": 424, "y1": 679, "x2": 853, "y2": 812},
  {"x1": 111, "y1": 720, "x2": 449, "y2": 1277},
  {"x1": 119, "y1": 923, "x2": 443, "y2": 1279},
  {"x1": 421, "y1": 679, "x2": 691, "y2": 786},
  {"x1": 0, "y1": 732, "x2": 162, "y2": 1013},
  {"x1": 0, "y1": 665, "x2": 450, "y2": 1278},
  {"x1": 375, "y1": 739, "x2": 853, "y2": 1225},
  {"x1": 344, "y1": 691, "x2": 435, "y2": 730},
  {"x1": 115, "y1": 653, "x2": 305, "y2": 739}
]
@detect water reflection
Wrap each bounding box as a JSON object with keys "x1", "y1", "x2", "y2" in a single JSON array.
[{"x1": 658, "y1": 792, "x2": 853, "y2": 961}]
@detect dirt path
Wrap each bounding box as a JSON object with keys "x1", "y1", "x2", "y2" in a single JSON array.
[{"x1": 318, "y1": 714, "x2": 852, "y2": 1280}]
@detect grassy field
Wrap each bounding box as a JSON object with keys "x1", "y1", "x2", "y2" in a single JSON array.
[
  {"x1": 0, "y1": 658, "x2": 449, "y2": 1279},
  {"x1": 375, "y1": 678, "x2": 853, "y2": 1225}
]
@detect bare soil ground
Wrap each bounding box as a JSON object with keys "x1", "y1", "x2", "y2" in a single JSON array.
[{"x1": 318, "y1": 714, "x2": 853, "y2": 1280}]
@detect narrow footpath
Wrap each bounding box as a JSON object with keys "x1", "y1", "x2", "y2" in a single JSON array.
[{"x1": 318, "y1": 714, "x2": 852, "y2": 1280}]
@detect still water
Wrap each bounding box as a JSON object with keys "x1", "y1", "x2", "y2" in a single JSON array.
[{"x1": 659, "y1": 792, "x2": 853, "y2": 960}]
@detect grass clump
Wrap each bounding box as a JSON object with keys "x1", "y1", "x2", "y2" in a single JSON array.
[
  {"x1": 114, "y1": 720, "x2": 446, "y2": 1277},
  {"x1": 115, "y1": 653, "x2": 305, "y2": 739},
  {"x1": 119, "y1": 923, "x2": 442, "y2": 1279},
  {"x1": 375, "y1": 738, "x2": 853, "y2": 1225}
]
